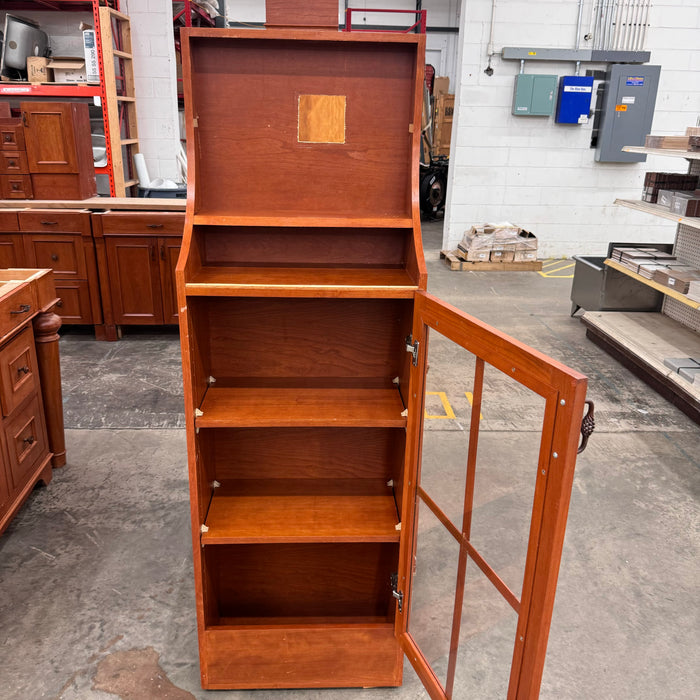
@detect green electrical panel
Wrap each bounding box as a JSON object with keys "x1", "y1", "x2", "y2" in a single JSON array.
[{"x1": 512, "y1": 74, "x2": 557, "y2": 116}]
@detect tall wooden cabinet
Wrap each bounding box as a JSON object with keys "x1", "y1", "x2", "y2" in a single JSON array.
[{"x1": 177, "y1": 28, "x2": 589, "y2": 696}]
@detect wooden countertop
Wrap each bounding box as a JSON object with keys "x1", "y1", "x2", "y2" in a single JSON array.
[{"x1": 0, "y1": 197, "x2": 186, "y2": 211}]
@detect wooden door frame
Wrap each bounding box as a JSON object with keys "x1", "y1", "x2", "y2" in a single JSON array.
[{"x1": 396, "y1": 291, "x2": 588, "y2": 699}]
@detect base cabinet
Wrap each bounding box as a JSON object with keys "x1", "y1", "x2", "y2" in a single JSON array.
[
  {"x1": 0, "y1": 268, "x2": 65, "y2": 535},
  {"x1": 93, "y1": 211, "x2": 183, "y2": 336}
]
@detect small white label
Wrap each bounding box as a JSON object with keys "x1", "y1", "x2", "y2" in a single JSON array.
[
  {"x1": 564, "y1": 85, "x2": 592, "y2": 93},
  {"x1": 621, "y1": 96, "x2": 636, "y2": 104},
  {"x1": 516, "y1": 106, "x2": 528, "y2": 111},
  {"x1": 668, "y1": 277, "x2": 676, "y2": 285},
  {"x1": 578, "y1": 114, "x2": 589, "y2": 124}
]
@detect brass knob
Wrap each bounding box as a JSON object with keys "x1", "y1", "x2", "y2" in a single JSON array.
[
  {"x1": 17, "y1": 366, "x2": 30, "y2": 375},
  {"x1": 23, "y1": 435, "x2": 35, "y2": 445}
]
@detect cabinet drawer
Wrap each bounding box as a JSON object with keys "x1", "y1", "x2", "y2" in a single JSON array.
[
  {"x1": 4, "y1": 395, "x2": 47, "y2": 491},
  {"x1": 0, "y1": 174, "x2": 32, "y2": 199},
  {"x1": 18, "y1": 211, "x2": 89, "y2": 234},
  {"x1": 0, "y1": 211, "x2": 20, "y2": 232},
  {"x1": 0, "y1": 327, "x2": 38, "y2": 417},
  {"x1": 55, "y1": 280, "x2": 95, "y2": 324},
  {"x1": 100, "y1": 212, "x2": 184, "y2": 236},
  {"x1": 0, "y1": 285, "x2": 35, "y2": 341},
  {"x1": 25, "y1": 234, "x2": 86, "y2": 278},
  {"x1": 0, "y1": 121, "x2": 25, "y2": 151},
  {"x1": 0, "y1": 234, "x2": 25, "y2": 269},
  {"x1": 0, "y1": 150, "x2": 29, "y2": 174}
]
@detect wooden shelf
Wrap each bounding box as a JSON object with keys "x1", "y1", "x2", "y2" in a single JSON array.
[
  {"x1": 622, "y1": 146, "x2": 700, "y2": 160},
  {"x1": 581, "y1": 311, "x2": 700, "y2": 417},
  {"x1": 186, "y1": 266, "x2": 418, "y2": 297},
  {"x1": 604, "y1": 259, "x2": 700, "y2": 309},
  {"x1": 202, "y1": 479, "x2": 400, "y2": 544},
  {"x1": 193, "y1": 214, "x2": 413, "y2": 228},
  {"x1": 614, "y1": 199, "x2": 700, "y2": 231},
  {"x1": 196, "y1": 387, "x2": 407, "y2": 428}
]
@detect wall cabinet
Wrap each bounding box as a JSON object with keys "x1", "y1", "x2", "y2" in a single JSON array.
[
  {"x1": 0, "y1": 268, "x2": 65, "y2": 536},
  {"x1": 178, "y1": 28, "x2": 588, "y2": 696},
  {"x1": 93, "y1": 211, "x2": 184, "y2": 338}
]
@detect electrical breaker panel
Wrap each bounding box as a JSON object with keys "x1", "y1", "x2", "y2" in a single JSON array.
[
  {"x1": 555, "y1": 75, "x2": 595, "y2": 124},
  {"x1": 595, "y1": 64, "x2": 661, "y2": 162},
  {"x1": 512, "y1": 74, "x2": 557, "y2": 116}
]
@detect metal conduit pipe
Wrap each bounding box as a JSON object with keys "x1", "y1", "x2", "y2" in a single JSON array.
[{"x1": 575, "y1": 0, "x2": 585, "y2": 49}]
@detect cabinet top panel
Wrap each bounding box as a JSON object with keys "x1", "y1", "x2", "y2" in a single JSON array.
[{"x1": 182, "y1": 29, "x2": 424, "y2": 222}]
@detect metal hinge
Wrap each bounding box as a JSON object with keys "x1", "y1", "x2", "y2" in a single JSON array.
[
  {"x1": 405, "y1": 335, "x2": 419, "y2": 366},
  {"x1": 390, "y1": 573, "x2": 404, "y2": 612}
]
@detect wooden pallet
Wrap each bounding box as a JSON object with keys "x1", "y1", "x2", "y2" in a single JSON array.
[{"x1": 440, "y1": 250, "x2": 542, "y2": 272}]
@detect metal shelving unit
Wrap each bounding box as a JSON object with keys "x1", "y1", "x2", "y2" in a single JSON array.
[
  {"x1": 582, "y1": 146, "x2": 700, "y2": 421},
  {"x1": 0, "y1": 0, "x2": 137, "y2": 196}
]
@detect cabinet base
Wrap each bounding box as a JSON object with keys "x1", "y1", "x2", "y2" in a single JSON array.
[{"x1": 202, "y1": 623, "x2": 402, "y2": 689}]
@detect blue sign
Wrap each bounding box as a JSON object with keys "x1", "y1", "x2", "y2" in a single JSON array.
[{"x1": 626, "y1": 76, "x2": 645, "y2": 86}]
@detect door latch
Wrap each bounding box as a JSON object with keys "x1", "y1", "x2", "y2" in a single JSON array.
[
  {"x1": 405, "y1": 335, "x2": 419, "y2": 366},
  {"x1": 390, "y1": 573, "x2": 404, "y2": 612}
]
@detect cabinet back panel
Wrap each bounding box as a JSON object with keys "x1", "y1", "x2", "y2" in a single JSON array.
[
  {"x1": 198, "y1": 226, "x2": 409, "y2": 268},
  {"x1": 206, "y1": 543, "x2": 397, "y2": 620},
  {"x1": 205, "y1": 427, "x2": 405, "y2": 481},
  {"x1": 201, "y1": 298, "x2": 412, "y2": 382},
  {"x1": 187, "y1": 36, "x2": 417, "y2": 219}
]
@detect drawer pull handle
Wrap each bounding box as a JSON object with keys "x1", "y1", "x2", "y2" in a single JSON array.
[
  {"x1": 10, "y1": 304, "x2": 31, "y2": 315},
  {"x1": 23, "y1": 435, "x2": 35, "y2": 446},
  {"x1": 51, "y1": 254, "x2": 58, "y2": 261},
  {"x1": 147, "y1": 223, "x2": 164, "y2": 228},
  {"x1": 17, "y1": 366, "x2": 30, "y2": 375},
  {"x1": 56, "y1": 299, "x2": 64, "y2": 308},
  {"x1": 8, "y1": 160, "x2": 16, "y2": 167},
  {"x1": 41, "y1": 220, "x2": 58, "y2": 226}
]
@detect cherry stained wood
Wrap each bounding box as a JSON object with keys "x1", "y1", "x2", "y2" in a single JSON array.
[
  {"x1": 0, "y1": 150, "x2": 29, "y2": 174},
  {"x1": 186, "y1": 266, "x2": 417, "y2": 298},
  {"x1": 198, "y1": 226, "x2": 410, "y2": 267},
  {"x1": 193, "y1": 214, "x2": 413, "y2": 228},
  {"x1": 185, "y1": 32, "x2": 420, "y2": 219},
  {"x1": 201, "y1": 297, "x2": 413, "y2": 383},
  {"x1": 0, "y1": 235, "x2": 24, "y2": 269},
  {"x1": 21, "y1": 102, "x2": 96, "y2": 200},
  {"x1": 265, "y1": 0, "x2": 339, "y2": 30},
  {"x1": 203, "y1": 626, "x2": 402, "y2": 689},
  {"x1": 196, "y1": 387, "x2": 407, "y2": 428},
  {"x1": 0, "y1": 327, "x2": 38, "y2": 417},
  {"x1": 205, "y1": 427, "x2": 405, "y2": 482},
  {"x1": 18, "y1": 210, "x2": 102, "y2": 327},
  {"x1": 203, "y1": 480, "x2": 399, "y2": 544},
  {"x1": 160, "y1": 238, "x2": 181, "y2": 324},
  {"x1": 206, "y1": 542, "x2": 398, "y2": 619},
  {"x1": 0, "y1": 268, "x2": 64, "y2": 534},
  {"x1": 0, "y1": 174, "x2": 32, "y2": 199},
  {"x1": 104, "y1": 236, "x2": 165, "y2": 325}
]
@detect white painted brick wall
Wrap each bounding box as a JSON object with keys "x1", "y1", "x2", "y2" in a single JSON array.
[
  {"x1": 122, "y1": 0, "x2": 180, "y2": 184},
  {"x1": 445, "y1": 0, "x2": 700, "y2": 257}
]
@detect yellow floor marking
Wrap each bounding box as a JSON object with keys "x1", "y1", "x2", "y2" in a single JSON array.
[
  {"x1": 538, "y1": 259, "x2": 575, "y2": 279},
  {"x1": 425, "y1": 391, "x2": 456, "y2": 419},
  {"x1": 465, "y1": 392, "x2": 484, "y2": 420}
]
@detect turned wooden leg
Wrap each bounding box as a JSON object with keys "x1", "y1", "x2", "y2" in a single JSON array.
[{"x1": 33, "y1": 309, "x2": 66, "y2": 468}]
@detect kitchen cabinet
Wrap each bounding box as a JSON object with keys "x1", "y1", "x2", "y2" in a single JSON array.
[
  {"x1": 0, "y1": 268, "x2": 65, "y2": 535},
  {"x1": 177, "y1": 27, "x2": 588, "y2": 696},
  {"x1": 92, "y1": 211, "x2": 184, "y2": 338}
]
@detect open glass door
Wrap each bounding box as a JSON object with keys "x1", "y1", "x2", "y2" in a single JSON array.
[{"x1": 397, "y1": 292, "x2": 589, "y2": 699}]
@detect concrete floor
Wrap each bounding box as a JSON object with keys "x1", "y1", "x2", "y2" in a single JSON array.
[{"x1": 0, "y1": 220, "x2": 698, "y2": 699}]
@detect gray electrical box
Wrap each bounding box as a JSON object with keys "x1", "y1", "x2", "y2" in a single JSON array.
[
  {"x1": 512, "y1": 74, "x2": 557, "y2": 116},
  {"x1": 595, "y1": 64, "x2": 660, "y2": 162}
]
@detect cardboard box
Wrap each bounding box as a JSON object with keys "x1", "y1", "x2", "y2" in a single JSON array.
[
  {"x1": 48, "y1": 57, "x2": 87, "y2": 83},
  {"x1": 514, "y1": 249, "x2": 538, "y2": 262},
  {"x1": 433, "y1": 76, "x2": 449, "y2": 98},
  {"x1": 467, "y1": 249, "x2": 490, "y2": 263},
  {"x1": 490, "y1": 249, "x2": 515, "y2": 262},
  {"x1": 657, "y1": 189, "x2": 675, "y2": 208},
  {"x1": 27, "y1": 57, "x2": 50, "y2": 84},
  {"x1": 516, "y1": 230, "x2": 538, "y2": 251}
]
